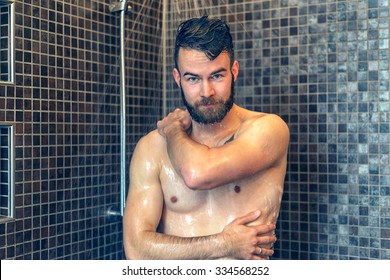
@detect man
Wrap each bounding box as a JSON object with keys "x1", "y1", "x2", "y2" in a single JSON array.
[{"x1": 123, "y1": 16, "x2": 289, "y2": 260}]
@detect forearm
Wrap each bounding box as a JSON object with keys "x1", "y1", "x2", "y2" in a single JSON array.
[
  {"x1": 125, "y1": 211, "x2": 277, "y2": 260},
  {"x1": 157, "y1": 109, "x2": 215, "y2": 188},
  {"x1": 166, "y1": 124, "x2": 201, "y2": 167},
  {"x1": 165, "y1": 126, "x2": 215, "y2": 189},
  {"x1": 128, "y1": 231, "x2": 226, "y2": 260}
]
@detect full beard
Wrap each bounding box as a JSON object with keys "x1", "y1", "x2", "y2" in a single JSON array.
[{"x1": 181, "y1": 79, "x2": 235, "y2": 125}]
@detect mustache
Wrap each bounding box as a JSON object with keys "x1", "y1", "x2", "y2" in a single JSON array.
[{"x1": 195, "y1": 98, "x2": 223, "y2": 106}]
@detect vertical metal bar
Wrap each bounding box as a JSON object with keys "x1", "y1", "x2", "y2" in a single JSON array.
[
  {"x1": 109, "y1": 0, "x2": 129, "y2": 217},
  {"x1": 162, "y1": 0, "x2": 167, "y2": 117},
  {"x1": 119, "y1": 1, "x2": 126, "y2": 216}
]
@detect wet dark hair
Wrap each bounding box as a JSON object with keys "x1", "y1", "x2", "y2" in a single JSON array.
[{"x1": 174, "y1": 15, "x2": 235, "y2": 70}]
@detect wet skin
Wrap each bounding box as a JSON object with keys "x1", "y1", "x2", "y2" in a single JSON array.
[{"x1": 123, "y1": 49, "x2": 289, "y2": 260}]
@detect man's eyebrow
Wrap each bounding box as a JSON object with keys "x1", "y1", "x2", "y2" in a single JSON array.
[
  {"x1": 210, "y1": 67, "x2": 228, "y2": 75},
  {"x1": 183, "y1": 67, "x2": 228, "y2": 77},
  {"x1": 183, "y1": 71, "x2": 199, "y2": 77}
]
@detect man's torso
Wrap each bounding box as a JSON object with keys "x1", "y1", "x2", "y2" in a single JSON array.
[{"x1": 155, "y1": 110, "x2": 286, "y2": 237}]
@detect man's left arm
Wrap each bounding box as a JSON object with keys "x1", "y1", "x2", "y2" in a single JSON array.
[{"x1": 157, "y1": 109, "x2": 289, "y2": 190}]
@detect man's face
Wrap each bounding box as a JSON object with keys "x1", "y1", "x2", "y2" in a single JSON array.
[
  {"x1": 173, "y1": 49, "x2": 239, "y2": 125},
  {"x1": 180, "y1": 78, "x2": 235, "y2": 124}
]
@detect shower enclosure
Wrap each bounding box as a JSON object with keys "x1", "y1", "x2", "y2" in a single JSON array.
[{"x1": 0, "y1": 0, "x2": 389, "y2": 260}]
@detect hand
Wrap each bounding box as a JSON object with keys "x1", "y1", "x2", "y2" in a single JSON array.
[
  {"x1": 221, "y1": 210, "x2": 277, "y2": 260},
  {"x1": 157, "y1": 108, "x2": 192, "y2": 137},
  {"x1": 254, "y1": 224, "x2": 277, "y2": 259}
]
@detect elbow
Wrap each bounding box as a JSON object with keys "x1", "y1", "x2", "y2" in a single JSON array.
[
  {"x1": 124, "y1": 243, "x2": 147, "y2": 260},
  {"x1": 125, "y1": 251, "x2": 144, "y2": 260},
  {"x1": 123, "y1": 234, "x2": 147, "y2": 260},
  {"x1": 183, "y1": 178, "x2": 202, "y2": 190},
  {"x1": 124, "y1": 242, "x2": 138, "y2": 260},
  {"x1": 181, "y1": 166, "x2": 210, "y2": 190},
  {"x1": 125, "y1": 251, "x2": 136, "y2": 260}
]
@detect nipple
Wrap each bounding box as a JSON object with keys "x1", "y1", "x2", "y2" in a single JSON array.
[
  {"x1": 170, "y1": 196, "x2": 178, "y2": 203},
  {"x1": 234, "y1": 185, "x2": 241, "y2": 193}
]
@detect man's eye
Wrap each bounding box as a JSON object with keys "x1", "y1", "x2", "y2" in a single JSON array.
[
  {"x1": 188, "y1": 77, "x2": 199, "y2": 82},
  {"x1": 211, "y1": 74, "x2": 223, "y2": 80}
]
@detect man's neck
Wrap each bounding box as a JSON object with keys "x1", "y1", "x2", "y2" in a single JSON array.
[{"x1": 190, "y1": 105, "x2": 241, "y2": 148}]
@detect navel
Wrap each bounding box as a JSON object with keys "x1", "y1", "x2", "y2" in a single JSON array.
[
  {"x1": 170, "y1": 196, "x2": 178, "y2": 203},
  {"x1": 234, "y1": 185, "x2": 241, "y2": 193}
]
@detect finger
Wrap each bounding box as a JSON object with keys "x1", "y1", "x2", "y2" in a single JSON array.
[
  {"x1": 250, "y1": 247, "x2": 271, "y2": 260},
  {"x1": 251, "y1": 224, "x2": 276, "y2": 235},
  {"x1": 257, "y1": 247, "x2": 274, "y2": 257},
  {"x1": 231, "y1": 210, "x2": 261, "y2": 225},
  {"x1": 256, "y1": 234, "x2": 277, "y2": 245}
]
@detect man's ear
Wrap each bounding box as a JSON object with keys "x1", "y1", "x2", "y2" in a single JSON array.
[
  {"x1": 231, "y1": 60, "x2": 239, "y2": 81},
  {"x1": 173, "y1": 68, "x2": 181, "y2": 87}
]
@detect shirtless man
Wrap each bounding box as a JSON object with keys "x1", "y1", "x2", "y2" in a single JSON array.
[{"x1": 123, "y1": 16, "x2": 289, "y2": 260}]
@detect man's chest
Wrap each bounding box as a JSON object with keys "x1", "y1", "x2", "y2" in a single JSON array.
[{"x1": 159, "y1": 161, "x2": 256, "y2": 213}]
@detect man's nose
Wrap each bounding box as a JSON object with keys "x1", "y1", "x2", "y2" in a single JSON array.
[{"x1": 200, "y1": 81, "x2": 215, "y2": 98}]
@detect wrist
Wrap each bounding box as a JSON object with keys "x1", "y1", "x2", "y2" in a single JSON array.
[
  {"x1": 214, "y1": 232, "x2": 232, "y2": 259},
  {"x1": 165, "y1": 120, "x2": 187, "y2": 138}
]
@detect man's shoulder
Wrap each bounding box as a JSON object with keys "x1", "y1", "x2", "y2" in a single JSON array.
[
  {"x1": 237, "y1": 110, "x2": 289, "y2": 140},
  {"x1": 136, "y1": 129, "x2": 165, "y2": 151},
  {"x1": 236, "y1": 106, "x2": 273, "y2": 121},
  {"x1": 239, "y1": 109, "x2": 287, "y2": 128},
  {"x1": 142, "y1": 129, "x2": 162, "y2": 140}
]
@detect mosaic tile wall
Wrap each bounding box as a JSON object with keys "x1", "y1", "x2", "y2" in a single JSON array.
[
  {"x1": 0, "y1": 0, "x2": 162, "y2": 259},
  {"x1": 165, "y1": 0, "x2": 390, "y2": 259}
]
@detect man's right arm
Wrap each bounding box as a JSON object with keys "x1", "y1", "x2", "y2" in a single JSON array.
[{"x1": 122, "y1": 131, "x2": 276, "y2": 260}]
